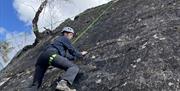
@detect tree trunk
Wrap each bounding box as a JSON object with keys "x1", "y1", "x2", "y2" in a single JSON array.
[{"x1": 32, "y1": 0, "x2": 48, "y2": 40}]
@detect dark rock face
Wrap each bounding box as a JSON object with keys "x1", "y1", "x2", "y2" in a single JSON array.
[{"x1": 1, "y1": 0, "x2": 180, "y2": 91}]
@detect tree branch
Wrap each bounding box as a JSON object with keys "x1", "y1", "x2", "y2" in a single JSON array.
[{"x1": 32, "y1": 0, "x2": 48, "y2": 39}]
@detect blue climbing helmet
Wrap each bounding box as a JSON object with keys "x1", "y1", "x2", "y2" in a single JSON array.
[{"x1": 61, "y1": 27, "x2": 75, "y2": 34}]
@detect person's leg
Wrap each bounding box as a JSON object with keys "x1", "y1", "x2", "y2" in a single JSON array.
[
  {"x1": 51, "y1": 55, "x2": 79, "y2": 85},
  {"x1": 32, "y1": 65, "x2": 48, "y2": 88}
]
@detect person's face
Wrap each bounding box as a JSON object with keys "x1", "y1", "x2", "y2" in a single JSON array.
[{"x1": 64, "y1": 32, "x2": 74, "y2": 39}]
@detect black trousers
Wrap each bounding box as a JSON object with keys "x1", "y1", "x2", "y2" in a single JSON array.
[{"x1": 32, "y1": 48, "x2": 79, "y2": 88}]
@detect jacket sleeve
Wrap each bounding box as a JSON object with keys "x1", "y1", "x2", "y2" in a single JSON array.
[
  {"x1": 61, "y1": 37, "x2": 83, "y2": 58},
  {"x1": 65, "y1": 52, "x2": 76, "y2": 61}
]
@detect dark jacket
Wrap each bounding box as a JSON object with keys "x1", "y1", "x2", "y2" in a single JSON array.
[{"x1": 46, "y1": 36, "x2": 82, "y2": 61}]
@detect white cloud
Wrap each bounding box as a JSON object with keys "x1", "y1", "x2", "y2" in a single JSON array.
[
  {"x1": 0, "y1": 27, "x2": 6, "y2": 34},
  {"x1": 13, "y1": 0, "x2": 111, "y2": 32},
  {"x1": 0, "y1": 30, "x2": 35, "y2": 67}
]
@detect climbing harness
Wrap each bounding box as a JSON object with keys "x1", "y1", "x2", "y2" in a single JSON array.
[
  {"x1": 48, "y1": 54, "x2": 57, "y2": 65},
  {"x1": 72, "y1": 1, "x2": 116, "y2": 44}
]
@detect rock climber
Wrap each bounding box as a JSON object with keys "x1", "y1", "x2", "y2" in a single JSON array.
[{"x1": 29, "y1": 27, "x2": 88, "y2": 91}]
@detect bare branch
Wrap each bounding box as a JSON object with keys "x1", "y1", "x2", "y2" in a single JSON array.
[
  {"x1": 32, "y1": 0, "x2": 48, "y2": 39},
  {"x1": 0, "y1": 41, "x2": 13, "y2": 63}
]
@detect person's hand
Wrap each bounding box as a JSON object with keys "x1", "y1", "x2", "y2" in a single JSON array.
[{"x1": 81, "y1": 51, "x2": 88, "y2": 56}]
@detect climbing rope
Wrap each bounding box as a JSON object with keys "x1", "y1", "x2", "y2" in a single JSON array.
[{"x1": 72, "y1": 1, "x2": 116, "y2": 44}]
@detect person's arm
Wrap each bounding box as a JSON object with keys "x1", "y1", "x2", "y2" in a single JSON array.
[
  {"x1": 61, "y1": 37, "x2": 83, "y2": 58},
  {"x1": 65, "y1": 51, "x2": 76, "y2": 61}
]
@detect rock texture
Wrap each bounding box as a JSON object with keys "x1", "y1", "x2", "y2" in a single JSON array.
[{"x1": 1, "y1": 0, "x2": 180, "y2": 91}]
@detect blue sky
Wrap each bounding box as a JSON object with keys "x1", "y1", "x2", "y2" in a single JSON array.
[{"x1": 0, "y1": 0, "x2": 31, "y2": 41}]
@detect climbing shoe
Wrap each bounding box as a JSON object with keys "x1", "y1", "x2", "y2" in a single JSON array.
[{"x1": 56, "y1": 80, "x2": 76, "y2": 91}]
